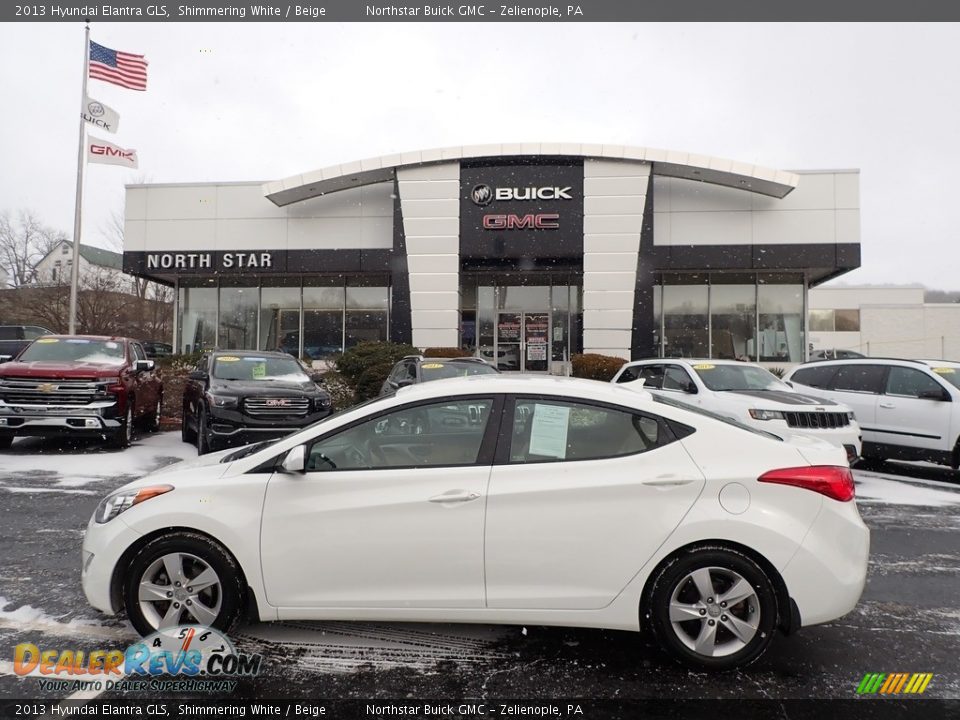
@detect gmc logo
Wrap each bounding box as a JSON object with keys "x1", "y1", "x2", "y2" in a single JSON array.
[
  {"x1": 483, "y1": 213, "x2": 560, "y2": 230},
  {"x1": 90, "y1": 145, "x2": 134, "y2": 160},
  {"x1": 265, "y1": 398, "x2": 290, "y2": 407}
]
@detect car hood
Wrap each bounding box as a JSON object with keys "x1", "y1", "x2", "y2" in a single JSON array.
[
  {"x1": 718, "y1": 389, "x2": 842, "y2": 408},
  {"x1": 209, "y1": 379, "x2": 325, "y2": 395},
  {"x1": 0, "y1": 360, "x2": 125, "y2": 378}
]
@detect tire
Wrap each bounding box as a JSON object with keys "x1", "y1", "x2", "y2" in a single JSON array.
[
  {"x1": 146, "y1": 395, "x2": 163, "y2": 433},
  {"x1": 181, "y1": 403, "x2": 197, "y2": 445},
  {"x1": 123, "y1": 531, "x2": 244, "y2": 637},
  {"x1": 0, "y1": 435, "x2": 13, "y2": 450},
  {"x1": 197, "y1": 407, "x2": 210, "y2": 455},
  {"x1": 647, "y1": 546, "x2": 779, "y2": 671},
  {"x1": 108, "y1": 403, "x2": 134, "y2": 449}
]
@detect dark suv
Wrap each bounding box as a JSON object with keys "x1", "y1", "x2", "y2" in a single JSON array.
[
  {"x1": 182, "y1": 350, "x2": 333, "y2": 454},
  {"x1": 380, "y1": 355, "x2": 499, "y2": 397}
]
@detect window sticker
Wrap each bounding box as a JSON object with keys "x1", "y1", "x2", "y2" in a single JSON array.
[
  {"x1": 218, "y1": 356, "x2": 239, "y2": 362},
  {"x1": 242, "y1": 357, "x2": 267, "y2": 362},
  {"x1": 528, "y1": 404, "x2": 570, "y2": 459},
  {"x1": 422, "y1": 363, "x2": 445, "y2": 369},
  {"x1": 35, "y1": 338, "x2": 59, "y2": 343},
  {"x1": 252, "y1": 363, "x2": 267, "y2": 379},
  {"x1": 932, "y1": 367, "x2": 956, "y2": 374},
  {"x1": 692, "y1": 363, "x2": 715, "y2": 370}
]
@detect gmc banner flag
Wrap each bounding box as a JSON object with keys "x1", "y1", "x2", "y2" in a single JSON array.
[
  {"x1": 87, "y1": 136, "x2": 139, "y2": 168},
  {"x1": 82, "y1": 95, "x2": 120, "y2": 134},
  {"x1": 89, "y1": 40, "x2": 148, "y2": 91}
]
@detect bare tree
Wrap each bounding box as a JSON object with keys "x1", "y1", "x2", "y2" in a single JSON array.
[{"x1": 0, "y1": 210, "x2": 68, "y2": 287}]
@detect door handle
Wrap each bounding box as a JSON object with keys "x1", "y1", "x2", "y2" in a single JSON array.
[
  {"x1": 429, "y1": 490, "x2": 481, "y2": 503},
  {"x1": 642, "y1": 476, "x2": 695, "y2": 487},
  {"x1": 879, "y1": 402, "x2": 896, "y2": 409}
]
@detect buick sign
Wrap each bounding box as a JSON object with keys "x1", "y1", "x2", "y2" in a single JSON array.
[{"x1": 471, "y1": 184, "x2": 493, "y2": 206}]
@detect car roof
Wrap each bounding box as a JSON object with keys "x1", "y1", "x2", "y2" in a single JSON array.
[
  {"x1": 621, "y1": 358, "x2": 762, "y2": 369},
  {"x1": 211, "y1": 349, "x2": 293, "y2": 358},
  {"x1": 791, "y1": 357, "x2": 959, "y2": 369},
  {"x1": 45, "y1": 335, "x2": 129, "y2": 342},
  {"x1": 395, "y1": 374, "x2": 652, "y2": 403}
]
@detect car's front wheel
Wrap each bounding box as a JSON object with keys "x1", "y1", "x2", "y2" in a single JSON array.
[
  {"x1": 647, "y1": 547, "x2": 779, "y2": 671},
  {"x1": 108, "y1": 403, "x2": 134, "y2": 449},
  {"x1": 124, "y1": 531, "x2": 244, "y2": 636}
]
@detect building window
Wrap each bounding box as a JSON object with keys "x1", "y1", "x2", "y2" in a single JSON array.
[
  {"x1": 345, "y1": 285, "x2": 389, "y2": 348},
  {"x1": 303, "y1": 280, "x2": 345, "y2": 361},
  {"x1": 809, "y1": 309, "x2": 834, "y2": 331},
  {"x1": 662, "y1": 275, "x2": 708, "y2": 358},
  {"x1": 218, "y1": 282, "x2": 259, "y2": 350},
  {"x1": 178, "y1": 284, "x2": 217, "y2": 354},
  {"x1": 834, "y1": 309, "x2": 860, "y2": 332},
  {"x1": 260, "y1": 282, "x2": 302, "y2": 355},
  {"x1": 710, "y1": 278, "x2": 756, "y2": 361},
  {"x1": 758, "y1": 283, "x2": 804, "y2": 362}
]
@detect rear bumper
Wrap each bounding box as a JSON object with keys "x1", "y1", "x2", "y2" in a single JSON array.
[{"x1": 781, "y1": 498, "x2": 870, "y2": 627}]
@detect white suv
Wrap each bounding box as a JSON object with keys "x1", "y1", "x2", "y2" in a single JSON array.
[
  {"x1": 613, "y1": 359, "x2": 862, "y2": 462},
  {"x1": 784, "y1": 359, "x2": 960, "y2": 469}
]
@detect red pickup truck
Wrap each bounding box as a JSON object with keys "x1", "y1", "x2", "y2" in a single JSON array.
[{"x1": 0, "y1": 335, "x2": 163, "y2": 449}]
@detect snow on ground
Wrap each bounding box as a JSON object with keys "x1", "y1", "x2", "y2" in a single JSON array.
[{"x1": 854, "y1": 470, "x2": 960, "y2": 506}]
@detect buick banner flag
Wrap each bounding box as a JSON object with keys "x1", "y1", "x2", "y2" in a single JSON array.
[
  {"x1": 87, "y1": 136, "x2": 139, "y2": 168},
  {"x1": 82, "y1": 95, "x2": 121, "y2": 134}
]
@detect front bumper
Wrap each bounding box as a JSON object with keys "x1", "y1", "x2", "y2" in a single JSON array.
[
  {"x1": 0, "y1": 400, "x2": 121, "y2": 435},
  {"x1": 781, "y1": 497, "x2": 870, "y2": 627},
  {"x1": 206, "y1": 407, "x2": 332, "y2": 446},
  {"x1": 81, "y1": 514, "x2": 143, "y2": 616},
  {"x1": 769, "y1": 421, "x2": 862, "y2": 460}
]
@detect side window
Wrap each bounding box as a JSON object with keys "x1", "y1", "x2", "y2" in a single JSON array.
[
  {"x1": 307, "y1": 398, "x2": 494, "y2": 471},
  {"x1": 132, "y1": 343, "x2": 147, "y2": 361},
  {"x1": 791, "y1": 365, "x2": 838, "y2": 389},
  {"x1": 663, "y1": 366, "x2": 694, "y2": 392},
  {"x1": 403, "y1": 362, "x2": 417, "y2": 381},
  {"x1": 615, "y1": 366, "x2": 640, "y2": 383},
  {"x1": 388, "y1": 363, "x2": 405, "y2": 382},
  {"x1": 885, "y1": 367, "x2": 944, "y2": 398},
  {"x1": 637, "y1": 365, "x2": 665, "y2": 390},
  {"x1": 829, "y1": 364, "x2": 887, "y2": 394},
  {"x1": 509, "y1": 398, "x2": 672, "y2": 464},
  {"x1": 196, "y1": 355, "x2": 209, "y2": 374}
]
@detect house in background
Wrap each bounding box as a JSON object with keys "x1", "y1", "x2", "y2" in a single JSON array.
[{"x1": 32, "y1": 241, "x2": 135, "y2": 293}]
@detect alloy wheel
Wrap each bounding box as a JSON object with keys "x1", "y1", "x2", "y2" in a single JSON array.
[{"x1": 137, "y1": 552, "x2": 222, "y2": 630}]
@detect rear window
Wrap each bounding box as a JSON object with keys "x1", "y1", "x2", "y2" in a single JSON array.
[
  {"x1": 829, "y1": 364, "x2": 887, "y2": 394},
  {"x1": 790, "y1": 365, "x2": 838, "y2": 389},
  {"x1": 0, "y1": 327, "x2": 22, "y2": 340}
]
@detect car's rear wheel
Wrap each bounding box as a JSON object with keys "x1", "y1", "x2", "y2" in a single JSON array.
[
  {"x1": 124, "y1": 531, "x2": 244, "y2": 637},
  {"x1": 146, "y1": 396, "x2": 163, "y2": 433},
  {"x1": 181, "y1": 403, "x2": 196, "y2": 444},
  {"x1": 648, "y1": 547, "x2": 778, "y2": 671}
]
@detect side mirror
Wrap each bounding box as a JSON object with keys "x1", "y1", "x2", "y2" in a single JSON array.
[
  {"x1": 784, "y1": 380, "x2": 794, "y2": 388},
  {"x1": 309, "y1": 372, "x2": 326, "y2": 385},
  {"x1": 280, "y1": 445, "x2": 306, "y2": 473},
  {"x1": 685, "y1": 382, "x2": 698, "y2": 394},
  {"x1": 188, "y1": 370, "x2": 207, "y2": 381},
  {"x1": 0, "y1": 355, "x2": 11, "y2": 364},
  {"x1": 396, "y1": 378, "x2": 414, "y2": 388},
  {"x1": 134, "y1": 359, "x2": 155, "y2": 373},
  {"x1": 919, "y1": 388, "x2": 950, "y2": 401}
]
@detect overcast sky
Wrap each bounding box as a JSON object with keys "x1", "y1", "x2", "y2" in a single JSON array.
[{"x1": 1, "y1": 23, "x2": 957, "y2": 288}]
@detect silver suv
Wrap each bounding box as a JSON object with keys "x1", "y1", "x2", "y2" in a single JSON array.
[{"x1": 784, "y1": 358, "x2": 960, "y2": 469}]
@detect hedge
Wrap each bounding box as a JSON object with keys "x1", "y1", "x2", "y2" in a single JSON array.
[{"x1": 570, "y1": 353, "x2": 626, "y2": 382}]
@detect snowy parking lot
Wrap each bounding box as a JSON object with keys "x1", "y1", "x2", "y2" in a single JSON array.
[{"x1": 0, "y1": 431, "x2": 959, "y2": 700}]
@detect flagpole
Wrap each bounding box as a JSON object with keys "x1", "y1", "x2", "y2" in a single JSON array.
[{"x1": 68, "y1": 21, "x2": 91, "y2": 335}]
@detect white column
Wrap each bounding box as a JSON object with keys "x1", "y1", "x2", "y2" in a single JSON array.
[
  {"x1": 582, "y1": 160, "x2": 651, "y2": 360},
  {"x1": 396, "y1": 163, "x2": 462, "y2": 349}
]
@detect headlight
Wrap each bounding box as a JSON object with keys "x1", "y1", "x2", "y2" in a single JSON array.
[
  {"x1": 205, "y1": 392, "x2": 238, "y2": 408},
  {"x1": 94, "y1": 485, "x2": 173, "y2": 524},
  {"x1": 748, "y1": 409, "x2": 785, "y2": 421},
  {"x1": 315, "y1": 396, "x2": 331, "y2": 410},
  {"x1": 847, "y1": 411, "x2": 856, "y2": 421}
]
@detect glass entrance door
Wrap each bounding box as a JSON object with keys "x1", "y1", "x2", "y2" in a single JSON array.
[{"x1": 495, "y1": 311, "x2": 550, "y2": 372}]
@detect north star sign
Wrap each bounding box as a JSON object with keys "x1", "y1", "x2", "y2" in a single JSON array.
[{"x1": 146, "y1": 252, "x2": 274, "y2": 270}]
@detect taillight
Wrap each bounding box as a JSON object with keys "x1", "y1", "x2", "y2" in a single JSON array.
[{"x1": 758, "y1": 465, "x2": 855, "y2": 502}]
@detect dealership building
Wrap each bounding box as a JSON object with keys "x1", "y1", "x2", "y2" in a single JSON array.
[{"x1": 122, "y1": 144, "x2": 861, "y2": 371}]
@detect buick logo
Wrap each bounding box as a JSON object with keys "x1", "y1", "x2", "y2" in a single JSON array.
[
  {"x1": 470, "y1": 184, "x2": 493, "y2": 206},
  {"x1": 87, "y1": 101, "x2": 105, "y2": 117}
]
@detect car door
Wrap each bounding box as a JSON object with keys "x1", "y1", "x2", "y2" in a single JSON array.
[
  {"x1": 825, "y1": 364, "x2": 887, "y2": 443},
  {"x1": 129, "y1": 342, "x2": 157, "y2": 420},
  {"x1": 876, "y1": 366, "x2": 954, "y2": 453},
  {"x1": 260, "y1": 395, "x2": 502, "y2": 610},
  {"x1": 484, "y1": 395, "x2": 705, "y2": 610},
  {"x1": 183, "y1": 355, "x2": 209, "y2": 430}
]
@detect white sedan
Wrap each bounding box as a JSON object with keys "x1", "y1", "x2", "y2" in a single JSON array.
[
  {"x1": 612, "y1": 359, "x2": 863, "y2": 463},
  {"x1": 82, "y1": 376, "x2": 868, "y2": 671}
]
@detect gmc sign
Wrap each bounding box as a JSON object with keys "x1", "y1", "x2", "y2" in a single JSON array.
[{"x1": 482, "y1": 213, "x2": 560, "y2": 230}]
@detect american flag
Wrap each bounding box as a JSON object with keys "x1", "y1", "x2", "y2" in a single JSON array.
[{"x1": 89, "y1": 40, "x2": 148, "y2": 91}]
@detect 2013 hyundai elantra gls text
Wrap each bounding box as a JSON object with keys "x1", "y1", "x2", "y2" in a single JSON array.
[{"x1": 82, "y1": 376, "x2": 869, "y2": 670}]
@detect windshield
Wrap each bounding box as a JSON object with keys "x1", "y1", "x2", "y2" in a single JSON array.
[
  {"x1": 692, "y1": 363, "x2": 787, "y2": 392},
  {"x1": 212, "y1": 355, "x2": 308, "y2": 382},
  {"x1": 931, "y1": 366, "x2": 960, "y2": 390},
  {"x1": 653, "y1": 393, "x2": 782, "y2": 441},
  {"x1": 421, "y1": 361, "x2": 498, "y2": 381},
  {"x1": 17, "y1": 338, "x2": 126, "y2": 365}
]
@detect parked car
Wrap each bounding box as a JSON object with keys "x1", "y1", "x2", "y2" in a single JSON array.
[
  {"x1": 181, "y1": 350, "x2": 333, "y2": 455},
  {"x1": 809, "y1": 349, "x2": 866, "y2": 361},
  {"x1": 0, "y1": 325, "x2": 53, "y2": 362},
  {"x1": 380, "y1": 355, "x2": 499, "y2": 397},
  {"x1": 0, "y1": 335, "x2": 162, "y2": 449},
  {"x1": 612, "y1": 358, "x2": 862, "y2": 463},
  {"x1": 785, "y1": 358, "x2": 960, "y2": 468},
  {"x1": 141, "y1": 341, "x2": 173, "y2": 360},
  {"x1": 82, "y1": 375, "x2": 868, "y2": 670}
]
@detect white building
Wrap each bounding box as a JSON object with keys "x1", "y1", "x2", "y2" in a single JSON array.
[
  {"x1": 808, "y1": 285, "x2": 960, "y2": 360},
  {"x1": 33, "y1": 241, "x2": 133, "y2": 292}
]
